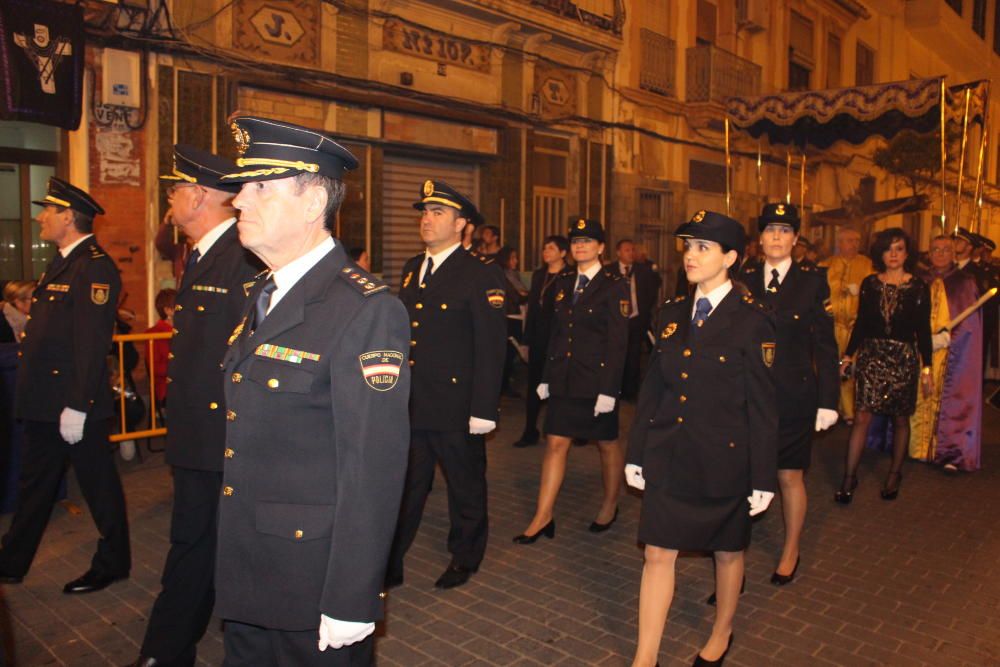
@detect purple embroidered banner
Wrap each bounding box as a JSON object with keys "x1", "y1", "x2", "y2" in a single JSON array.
[{"x1": 0, "y1": 0, "x2": 84, "y2": 130}]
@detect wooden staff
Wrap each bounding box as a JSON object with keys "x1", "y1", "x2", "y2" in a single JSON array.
[
  {"x1": 955, "y1": 87, "x2": 972, "y2": 234},
  {"x1": 786, "y1": 149, "x2": 792, "y2": 205},
  {"x1": 800, "y1": 153, "x2": 806, "y2": 212}
]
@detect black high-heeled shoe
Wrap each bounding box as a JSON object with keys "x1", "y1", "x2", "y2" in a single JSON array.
[
  {"x1": 770, "y1": 556, "x2": 800, "y2": 586},
  {"x1": 512, "y1": 519, "x2": 555, "y2": 544},
  {"x1": 880, "y1": 471, "x2": 902, "y2": 500},
  {"x1": 588, "y1": 506, "x2": 618, "y2": 533},
  {"x1": 834, "y1": 475, "x2": 858, "y2": 504},
  {"x1": 692, "y1": 632, "x2": 734, "y2": 666},
  {"x1": 706, "y1": 577, "x2": 744, "y2": 606}
]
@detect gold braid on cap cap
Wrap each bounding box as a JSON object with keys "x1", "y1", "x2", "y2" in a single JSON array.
[
  {"x1": 171, "y1": 168, "x2": 198, "y2": 183},
  {"x1": 44, "y1": 195, "x2": 73, "y2": 207},
  {"x1": 235, "y1": 157, "x2": 320, "y2": 173}
]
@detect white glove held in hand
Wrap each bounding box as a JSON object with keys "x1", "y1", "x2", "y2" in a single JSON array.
[
  {"x1": 318, "y1": 615, "x2": 374, "y2": 651},
  {"x1": 593, "y1": 394, "x2": 616, "y2": 417},
  {"x1": 536, "y1": 383, "x2": 550, "y2": 400},
  {"x1": 747, "y1": 490, "x2": 775, "y2": 516},
  {"x1": 815, "y1": 408, "x2": 839, "y2": 432},
  {"x1": 932, "y1": 331, "x2": 951, "y2": 351},
  {"x1": 469, "y1": 417, "x2": 496, "y2": 435},
  {"x1": 59, "y1": 407, "x2": 86, "y2": 444},
  {"x1": 624, "y1": 463, "x2": 646, "y2": 491}
]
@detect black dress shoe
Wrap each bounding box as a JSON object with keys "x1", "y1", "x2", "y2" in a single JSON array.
[
  {"x1": 63, "y1": 570, "x2": 125, "y2": 594},
  {"x1": 706, "y1": 576, "x2": 745, "y2": 606},
  {"x1": 384, "y1": 571, "x2": 403, "y2": 589},
  {"x1": 0, "y1": 572, "x2": 24, "y2": 584},
  {"x1": 834, "y1": 474, "x2": 858, "y2": 504},
  {"x1": 512, "y1": 519, "x2": 555, "y2": 544},
  {"x1": 126, "y1": 657, "x2": 159, "y2": 667},
  {"x1": 512, "y1": 433, "x2": 540, "y2": 448},
  {"x1": 434, "y1": 564, "x2": 477, "y2": 589},
  {"x1": 880, "y1": 470, "x2": 902, "y2": 500},
  {"x1": 692, "y1": 633, "x2": 733, "y2": 666},
  {"x1": 588, "y1": 507, "x2": 618, "y2": 533},
  {"x1": 770, "y1": 556, "x2": 800, "y2": 586}
]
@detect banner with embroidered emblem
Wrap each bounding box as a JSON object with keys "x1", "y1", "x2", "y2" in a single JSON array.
[
  {"x1": 486, "y1": 288, "x2": 505, "y2": 308},
  {"x1": 255, "y1": 344, "x2": 320, "y2": 364},
  {"x1": 90, "y1": 283, "x2": 110, "y2": 305},
  {"x1": 358, "y1": 350, "x2": 404, "y2": 391},
  {"x1": 192, "y1": 285, "x2": 229, "y2": 294},
  {"x1": 45, "y1": 283, "x2": 69, "y2": 292},
  {"x1": 0, "y1": 0, "x2": 85, "y2": 130}
]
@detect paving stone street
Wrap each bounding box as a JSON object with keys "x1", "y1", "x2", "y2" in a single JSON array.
[{"x1": 1, "y1": 393, "x2": 999, "y2": 666}]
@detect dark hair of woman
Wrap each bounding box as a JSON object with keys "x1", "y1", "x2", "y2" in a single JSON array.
[
  {"x1": 869, "y1": 227, "x2": 916, "y2": 273},
  {"x1": 543, "y1": 235, "x2": 570, "y2": 254}
]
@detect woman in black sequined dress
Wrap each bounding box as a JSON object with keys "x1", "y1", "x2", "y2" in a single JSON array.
[{"x1": 836, "y1": 228, "x2": 932, "y2": 502}]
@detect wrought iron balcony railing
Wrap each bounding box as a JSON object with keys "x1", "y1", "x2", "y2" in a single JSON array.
[{"x1": 685, "y1": 44, "x2": 761, "y2": 103}]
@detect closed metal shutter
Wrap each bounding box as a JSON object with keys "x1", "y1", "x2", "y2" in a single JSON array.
[{"x1": 382, "y1": 156, "x2": 477, "y2": 290}]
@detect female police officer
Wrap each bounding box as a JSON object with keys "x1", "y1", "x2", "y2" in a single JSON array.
[
  {"x1": 625, "y1": 211, "x2": 777, "y2": 666},
  {"x1": 513, "y1": 217, "x2": 629, "y2": 542}
]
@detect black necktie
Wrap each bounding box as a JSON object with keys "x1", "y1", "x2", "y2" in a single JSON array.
[
  {"x1": 421, "y1": 256, "x2": 434, "y2": 291},
  {"x1": 253, "y1": 276, "x2": 277, "y2": 329},
  {"x1": 690, "y1": 297, "x2": 712, "y2": 340},
  {"x1": 185, "y1": 248, "x2": 201, "y2": 275},
  {"x1": 573, "y1": 274, "x2": 590, "y2": 304},
  {"x1": 767, "y1": 268, "x2": 780, "y2": 293}
]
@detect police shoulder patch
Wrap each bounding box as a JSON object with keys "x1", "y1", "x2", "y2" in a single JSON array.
[
  {"x1": 91, "y1": 283, "x2": 110, "y2": 305},
  {"x1": 761, "y1": 342, "x2": 776, "y2": 368},
  {"x1": 486, "y1": 288, "x2": 505, "y2": 308},
  {"x1": 359, "y1": 350, "x2": 404, "y2": 391},
  {"x1": 619, "y1": 299, "x2": 631, "y2": 317}
]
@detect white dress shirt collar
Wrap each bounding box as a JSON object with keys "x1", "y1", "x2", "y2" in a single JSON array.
[
  {"x1": 578, "y1": 262, "x2": 602, "y2": 282},
  {"x1": 193, "y1": 218, "x2": 236, "y2": 260},
  {"x1": 267, "y1": 236, "x2": 335, "y2": 314},
  {"x1": 692, "y1": 279, "x2": 733, "y2": 318},
  {"x1": 420, "y1": 242, "x2": 462, "y2": 282},
  {"x1": 763, "y1": 256, "x2": 793, "y2": 284},
  {"x1": 59, "y1": 233, "x2": 94, "y2": 258}
]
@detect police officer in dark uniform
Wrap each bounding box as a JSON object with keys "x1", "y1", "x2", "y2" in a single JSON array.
[
  {"x1": 968, "y1": 231, "x2": 999, "y2": 371},
  {"x1": 513, "y1": 218, "x2": 629, "y2": 543},
  {"x1": 386, "y1": 181, "x2": 507, "y2": 590},
  {"x1": 215, "y1": 117, "x2": 411, "y2": 665},
  {"x1": 737, "y1": 203, "x2": 839, "y2": 587},
  {"x1": 0, "y1": 178, "x2": 130, "y2": 593},
  {"x1": 131, "y1": 146, "x2": 263, "y2": 667},
  {"x1": 625, "y1": 210, "x2": 777, "y2": 666}
]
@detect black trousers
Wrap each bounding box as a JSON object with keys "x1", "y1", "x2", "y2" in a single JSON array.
[
  {"x1": 622, "y1": 318, "x2": 645, "y2": 399},
  {"x1": 388, "y1": 430, "x2": 487, "y2": 575},
  {"x1": 141, "y1": 467, "x2": 222, "y2": 665},
  {"x1": 223, "y1": 620, "x2": 373, "y2": 667},
  {"x1": 520, "y1": 345, "x2": 546, "y2": 440},
  {"x1": 0, "y1": 419, "x2": 130, "y2": 577}
]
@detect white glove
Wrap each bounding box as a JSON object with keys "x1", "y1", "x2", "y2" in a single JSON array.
[
  {"x1": 847, "y1": 283, "x2": 859, "y2": 296},
  {"x1": 469, "y1": 417, "x2": 496, "y2": 435},
  {"x1": 815, "y1": 408, "x2": 839, "y2": 432},
  {"x1": 318, "y1": 615, "x2": 375, "y2": 651},
  {"x1": 59, "y1": 407, "x2": 87, "y2": 445},
  {"x1": 624, "y1": 463, "x2": 646, "y2": 491},
  {"x1": 747, "y1": 490, "x2": 775, "y2": 516},
  {"x1": 932, "y1": 331, "x2": 951, "y2": 351},
  {"x1": 536, "y1": 383, "x2": 550, "y2": 400},
  {"x1": 593, "y1": 394, "x2": 616, "y2": 417}
]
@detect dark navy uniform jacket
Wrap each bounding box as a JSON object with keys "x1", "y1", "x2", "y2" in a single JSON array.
[
  {"x1": 398, "y1": 247, "x2": 506, "y2": 431},
  {"x1": 542, "y1": 268, "x2": 630, "y2": 399},
  {"x1": 738, "y1": 259, "x2": 839, "y2": 422},
  {"x1": 16, "y1": 238, "x2": 120, "y2": 422},
  {"x1": 215, "y1": 242, "x2": 411, "y2": 631},
  {"x1": 626, "y1": 291, "x2": 778, "y2": 497},
  {"x1": 165, "y1": 222, "x2": 262, "y2": 472}
]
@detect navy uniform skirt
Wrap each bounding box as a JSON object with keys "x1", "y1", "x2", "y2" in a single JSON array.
[
  {"x1": 778, "y1": 417, "x2": 813, "y2": 470},
  {"x1": 544, "y1": 396, "x2": 619, "y2": 441},
  {"x1": 639, "y1": 490, "x2": 750, "y2": 552}
]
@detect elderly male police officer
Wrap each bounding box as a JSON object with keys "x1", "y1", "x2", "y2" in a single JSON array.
[
  {"x1": 386, "y1": 181, "x2": 507, "y2": 590},
  {"x1": 131, "y1": 146, "x2": 263, "y2": 667},
  {"x1": 215, "y1": 117, "x2": 411, "y2": 665},
  {"x1": 0, "y1": 178, "x2": 131, "y2": 593},
  {"x1": 737, "y1": 203, "x2": 838, "y2": 588}
]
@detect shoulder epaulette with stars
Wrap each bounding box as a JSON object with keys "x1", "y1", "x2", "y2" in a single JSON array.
[
  {"x1": 800, "y1": 264, "x2": 813, "y2": 272},
  {"x1": 662, "y1": 294, "x2": 687, "y2": 306},
  {"x1": 339, "y1": 267, "x2": 389, "y2": 297},
  {"x1": 559, "y1": 268, "x2": 575, "y2": 278},
  {"x1": 741, "y1": 294, "x2": 772, "y2": 315},
  {"x1": 603, "y1": 269, "x2": 621, "y2": 281},
  {"x1": 88, "y1": 243, "x2": 105, "y2": 259}
]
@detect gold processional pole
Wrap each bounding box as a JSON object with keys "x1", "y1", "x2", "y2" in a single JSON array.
[
  {"x1": 955, "y1": 87, "x2": 972, "y2": 235},
  {"x1": 725, "y1": 117, "x2": 732, "y2": 216},
  {"x1": 972, "y1": 82, "x2": 991, "y2": 233},
  {"x1": 800, "y1": 153, "x2": 806, "y2": 212},
  {"x1": 756, "y1": 140, "x2": 762, "y2": 202},
  {"x1": 786, "y1": 149, "x2": 792, "y2": 205},
  {"x1": 940, "y1": 79, "x2": 948, "y2": 234}
]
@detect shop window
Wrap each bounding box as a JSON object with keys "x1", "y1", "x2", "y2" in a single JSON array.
[
  {"x1": 973, "y1": 0, "x2": 986, "y2": 37},
  {"x1": 689, "y1": 160, "x2": 726, "y2": 194}
]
